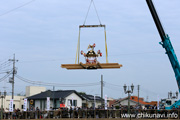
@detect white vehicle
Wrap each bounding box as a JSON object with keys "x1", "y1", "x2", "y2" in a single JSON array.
[
  {"x1": 160, "y1": 98, "x2": 178, "y2": 109},
  {"x1": 160, "y1": 92, "x2": 179, "y2": 109}
]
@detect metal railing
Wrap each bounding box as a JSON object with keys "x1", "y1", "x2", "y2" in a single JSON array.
[{"x1": 1, "y1": 109, "x2": 180, "y2": 119}]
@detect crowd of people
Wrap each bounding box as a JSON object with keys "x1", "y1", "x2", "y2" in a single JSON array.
[{"x1": 0, "y1": 104, "x2": 180, "y2": 119}]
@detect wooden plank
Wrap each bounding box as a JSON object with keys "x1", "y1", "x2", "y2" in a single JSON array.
[
  {"x1": 79, "y1": 25, "x2": 105, "y2": 28},
  {"x1": 61, "y1": 63, "x2": 122, "y2": 70}
]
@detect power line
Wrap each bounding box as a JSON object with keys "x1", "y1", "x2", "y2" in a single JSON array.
[
  {"x1": 104, "y1": 82, "x2": 123, "y2": 87},
  {"x1": 0, "y1": 71, "x2": 11, "y2": 74},
  {"x1": 104, "y1": 86, "x2": 124, "y2": 95},
  {"x1": 0, "y1": 54, "x2": 13, "y2": 63},
  {"x1": 104, "y1": 85, "x2": 122, "y2": 91},
  {"x1": 0, "y1": 71, "x2": 12, "y2": 82},
  {"x1": 18, "y1": 58, "x2": 75, "y2": 63},
  {"x1": 0, "y1": 57, "x2": 14, "y2": 71},
  {"x1": 140, "y1": 86, "x2": 165, "y2": 97},
  {"x1": 0, "y1": 0, "x2": 36, "y2": 17},
  {"x1": 0, "y1": 62, "x2": 13, "y2": 71},
  {"x1": 16, "y1": 50, "x2": 180, "y2": 64},
  {"x1": 15, "y1": 75, "x2": 100, "y2": 87}
]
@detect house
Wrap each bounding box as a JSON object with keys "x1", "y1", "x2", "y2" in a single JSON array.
[
  {"x1": 27, "y1": 90, "x2": 84, "y2": 110},
  {"x1": 108, "y1": 99, "x2": 117, "y2": 108},
  {"x1": 0, "y1": 86, "x2": 46, "y2": 111},
  {"x1": 0, "y1": 95, "x2": 25, "y2": 111},
  {"x1": 113, "y1": 96, "x2": 145, "y2": 108},
  {"x1": 113, "y1": 96, "x2": 157, "y2": 109},
  {"x1": 79, "y1": 93, "x2": 104, "y2": 108},
  {"x1": 130, "y1": 96, "x2": 157, "y2": 106}
]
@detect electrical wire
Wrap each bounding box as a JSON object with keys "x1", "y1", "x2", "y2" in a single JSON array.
[
  {"x1": 16, "y1": 75, "x2": 99, "y2": 86},
  {"x1": 0, "y1": 0, "x2": 36, "y2": 17},
  {"x1": 0, "y1": 69, "x2": 12, "y2": 72},
  {"x1": 0, "y1": 71, "x2": 11, "y2": 74},
  {"x1": 0, "y1": 61, "x2": 10, "y2": 66},
  {"x1": 18, "y1": 57, "x2": 75, "y2": 63},
  {"x1": 0, "y1": 62, "x2": 13, "y2": 71},
  {"x1": 16, "y1": 50, "x2": 180, "y2": 64},
  {"x1": 140, "y1": 86, "x2": 165, "y2": 97},
  {"x1": 15, "y1": 75, "x2": 100, "y2": 87},
  {"x1": 0, "y1": 54, "x2": 13, "y2": 63},
  {"x1": 104, "y1": 85, "x2": 123, "y2": 91},
  {"x1": 0, "y1": 71, "x2": 12, "y2": 82},
  {"x1": 104, "y1": 82, "x2": 123, "y2": 87}
]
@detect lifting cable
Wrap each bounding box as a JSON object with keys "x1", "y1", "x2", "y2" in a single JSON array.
[
  {"x1": 75, "y1": 0, "x2": 108, "y2": 64},
  {"x1": 83, "y1": 0, "x2": 102, "y2": 25}
]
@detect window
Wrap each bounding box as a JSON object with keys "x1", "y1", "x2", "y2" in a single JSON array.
[
  {"x1": 166, "y1": 100, "x2": 172, "y2": 105},
  {"x1": 68, "y1": 99, "x2": 77, "y2": 106},
  {"x1": 92, "y1": 103, "x2": 95, "y2": 108},
  {"x1": 82, "y1": 103, "x2": 87, "y2": 108},
  {"x1": 22, "y1": 105, "x2": 24, "y2": 109}
]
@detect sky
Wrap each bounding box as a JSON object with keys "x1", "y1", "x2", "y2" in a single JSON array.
[{"x1": 0, "y1": 0, "x2": 180, "y2": 102}]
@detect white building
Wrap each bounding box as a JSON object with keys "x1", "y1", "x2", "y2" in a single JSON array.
[
  {"x1": 27, "y1": 90, "x2": 84, "y2": 110},
  {"x1": 0, "y1": 95, "x2": 24, "y2": 111},
  {"x1": 26, "y1": 86, "x2": 46, "y2": 97},
  {"x1": 0, "y1": 86, "x2": 46, "y2": 111},
  {"x1": 113, "y1": 96, "x2": 148, "y2": 109},
  {"x1": 79, "y1": 93, "x2": 104, "y2": 108}
]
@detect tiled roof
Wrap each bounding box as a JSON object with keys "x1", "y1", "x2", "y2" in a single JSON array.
[
  {"x1": 27, "y1": 90, "x2": 83, "y2": 100},
  {"x1": 113, "y1": 96, "x2": 155, "y2": 106},
  {"x1": 109, "y1": 100, "x2": 117, "y2": 107},
  {"x1": 130, "y1": 96, "x2": 149, "y2": 105},
  {"x1": 79, "y1": 93, "x2": 104, "y2": 101}
]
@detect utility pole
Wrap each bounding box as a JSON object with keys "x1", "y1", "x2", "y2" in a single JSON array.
[
  {"x1": 101, "y1": 74, "x2": 103, "y2": 107},
  {"x1": 138, "y1": 85, "x2": 140, "y2": 106},
  {"x1": 0, "y1": 91, "x2": 6, "y2": 119},
  {"x1": 53, "y1": 86, "x2": 55, "y2": 109},
  {"x1": 9, "y1": 54, "x2": 18, "y2": 99},
  {"x1": 146, "y1": 96, "x2": 149, "y2": 102}
]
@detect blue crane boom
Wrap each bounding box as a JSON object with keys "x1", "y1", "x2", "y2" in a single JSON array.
[
  {"x1": 146, "y1": 0, "x2": 180, "y2": 92},
  {"x1": 146, "y1": 0, "x2": 180, "y2": 109}
]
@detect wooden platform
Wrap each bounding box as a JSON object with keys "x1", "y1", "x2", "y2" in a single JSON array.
[{"x1": 61, "y1": 62, "x2": 122, "y2": 70}]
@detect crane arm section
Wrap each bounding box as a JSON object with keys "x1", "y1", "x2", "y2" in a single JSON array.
[{"x1": 146, "y1": 0, "x2": 180, "y2": 92}]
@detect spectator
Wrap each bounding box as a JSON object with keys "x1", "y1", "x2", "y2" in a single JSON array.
[
  {"x1": 153, "y1": 104, "x2": 157, "y2": 109},
  {"x1": 119, "y1": 104, "x2": 122, "y2": 110}
]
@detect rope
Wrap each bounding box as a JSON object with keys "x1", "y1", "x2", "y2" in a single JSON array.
[
  {"x1": 0, "y1": 0, "x2": 36, "y2": 17},
  {"x1": 78, "y1": 28, "x2": 81, "y2": 64},
  {"x1": 83, "y1": 0, "x2": 102, "y2": 25},
  {"x1": 83, "y1": 0, "x2": 93, "y2": 25},
  {"x1": 75, "y1": 28, "x2": 81, "y2": 64},
  {"x1": 76, "y1": 0, "x2": 106, "y2": 64},
  {"x1": 104, "y1": 26, "x2": 108, "y2": 63},
  {"x1": 92, "y1": 0, "x2": 102, "y2": 24}
]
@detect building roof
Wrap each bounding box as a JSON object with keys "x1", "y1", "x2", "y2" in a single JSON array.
[
  {"x1": 113, "y1": 96, "x2": 157, "y2": 106},
  {"x1": 27, "y1": 90, "x2": 84, "y2": 100},
  {"x1": 79, "y1": 93, "x2": 104, "y2": 101},
  {"x1": 130, "y1": 96, "x2": 149, "y2": 105},
  {"x1": 109, "y1": 100, "x2": 117, "y2": 107}
]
